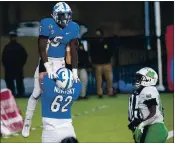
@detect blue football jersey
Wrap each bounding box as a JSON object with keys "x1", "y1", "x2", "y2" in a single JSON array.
[
  {"x1": 39, "y1": 18, "x2": 80, "y2": 58},
  {"x1": 41, "y1": 75, "x2": 82, "y2": 119}
]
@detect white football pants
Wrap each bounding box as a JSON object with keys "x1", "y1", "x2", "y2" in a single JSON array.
[
  {"x1": 32, "y1": 57, "x2": 65, "y2": 99},
  {"x1": 42, "y1": 124, "x2": 76, "y2": 143}
]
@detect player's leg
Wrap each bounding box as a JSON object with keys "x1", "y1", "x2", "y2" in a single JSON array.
[
  {"x1": 5, "y1": 71, "x2": 15, "y2": 96},
  {"x1": 50, "y1": 57, "x2": 66, "y2": 73},
  {"x1": 103, "y1": 64, "x2": 113, "y2": 95},
  {"x1": 42, "y1": 129, "x2": 57, "y2": 143},
  {"x1": 42, "y1": 124, "x2": 76, "y2": 143},
  {"x1": 79, "y1": 68, "x2": 88, "y2": 98},
  {"x1": 94, "y1": 65, "x2": 103, "y2": 97},
  {"x1": 22, "y1": 66, "x2": 41, "y2": 137},
  {"x1": 144, "y1": 123, "x2": 168, "y2": 143},
  {"x1": 57, "y1": 125, "x2": 77, "y2": 143}
]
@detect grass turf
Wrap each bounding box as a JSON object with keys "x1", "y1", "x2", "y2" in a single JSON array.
[{"x1": 1, "y1": 93, "x2": 174, "y2": 143}]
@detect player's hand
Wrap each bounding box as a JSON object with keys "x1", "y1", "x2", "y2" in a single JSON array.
[
  {"x1": 133, "y1": 123, "x2": 144, "y2": 143},
  {"x1": 128, "y1": 121, "x2": 136, "y2": 132},
  {"x1": 22, "y1": 118, "x2": 31, "y2": 138},
  {"x1": 74, "y1": 77, "x2": 80, "y2": 83},
  {"x1": 44, "y1": 61, "x2": 57, "y2": 79},
  {"x1": 72, "y1": 68, "x2": 80, "y2": 83}
]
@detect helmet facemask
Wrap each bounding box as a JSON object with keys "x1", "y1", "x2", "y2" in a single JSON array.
[
  {"x1": 52, "y1": 12, "x2": 72, "y2": 28},
  {"x1": 135, "y1": 73, "x2": 144, "y2": 88}
]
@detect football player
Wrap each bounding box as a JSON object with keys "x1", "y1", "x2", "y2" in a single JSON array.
[
  {"x1": 22, "y1": 2, "x2": 79, "y2": 137},
  {"x1": 33, "y1": 68, "x2": 81, "y2": 143},
  {"x1": 128, "y1": 67, "x2": 168, "y2": 143}
]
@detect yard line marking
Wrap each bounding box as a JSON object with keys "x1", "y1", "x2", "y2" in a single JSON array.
[
  {"x1": 72, "y1": 104, "x2": 109, "y2": 119},
  {"x1": 167, "y1": 130, "x2": 174, "y2": 139}
]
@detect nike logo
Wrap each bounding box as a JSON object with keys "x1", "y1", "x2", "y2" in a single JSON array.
[{"x1": 66, "y1": 32, "x2": 71, "y2": 35}]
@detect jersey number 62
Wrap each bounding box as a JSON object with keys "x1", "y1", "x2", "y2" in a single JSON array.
[{"x1": 51, "y1": 95, "x2": 72, "y2": 112}]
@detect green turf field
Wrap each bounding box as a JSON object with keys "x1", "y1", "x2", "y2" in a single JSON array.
[{"x1": 1, "y1": 93, "x2": 174, "y2": 143}]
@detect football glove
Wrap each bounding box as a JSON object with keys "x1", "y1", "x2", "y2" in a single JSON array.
[
  {"x1": 44, "y1": 61, "x2": 57, "y2": 79},
  {"x1": 128, "y1": 118, "x2": 142, "y2": 132},
  {"x1": 72, "y1": 68, "x2": 80, "y2": 83},
  {"x1": 134, "y1": 122, "x2": 144, "y2": 143}
]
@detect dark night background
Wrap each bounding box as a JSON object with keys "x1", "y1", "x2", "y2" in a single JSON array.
[{"x1": 0, "y1": 1, "x2": 173, "y2": 36}]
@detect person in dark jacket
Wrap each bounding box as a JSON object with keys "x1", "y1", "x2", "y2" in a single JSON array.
[
  {"x1": 89, "y1": 28, "x2": 114, "y2": 98},
  {"x1": 2, "y1": 33, "x2": 28, "y2": 97}
]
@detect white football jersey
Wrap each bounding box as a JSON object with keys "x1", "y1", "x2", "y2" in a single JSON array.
[{"x1": 138, "y1": 86, "x2": 164, "y2": 124}]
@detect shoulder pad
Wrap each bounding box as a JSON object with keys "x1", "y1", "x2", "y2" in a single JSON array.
[
  {"x1": 69, "y1": 21, "x2": 79, "y2": 30},
  {"x1": 141, "y1": 86, "x2": 159, "y2": 99},
  {"x1": 40, "y1": 18, "x2": 55, "y2": 26}
]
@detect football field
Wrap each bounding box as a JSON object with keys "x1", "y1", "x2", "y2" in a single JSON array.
[{"x1": 1, "y1": 93, "x2": 174, "y2": 143}]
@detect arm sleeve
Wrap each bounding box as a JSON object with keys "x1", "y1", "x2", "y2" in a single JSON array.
[
  {"x1": 141, "y1": 89, "x2": 158, "y2": 108},
  {"x1": 143, "y1": 98, "x2": 157, "y2": 108},
  {"x1": 71, "y1": 24, "x2": 80, "y2": 39},
  {"x1": 39, "y1": 19, "x2": 50, "y2": 37}
]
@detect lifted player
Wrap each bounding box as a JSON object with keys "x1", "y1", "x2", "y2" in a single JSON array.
[
  {"x1": 128, "y1": 67, "x2": 168, "y2": 143},
  {"x1": 22, "y1": 2, "x2": 79, "y2": 137}
]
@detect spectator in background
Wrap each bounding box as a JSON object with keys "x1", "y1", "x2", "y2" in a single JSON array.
[
  {"x1": 89, "y1": 28, "x2": 114, "y2": 98},
  {"x1": 78, "y1": 40, "x2": 89, "y2": 99},
  {"x1": 2, "y1": 32, "x2": 28, "y2": 97}
]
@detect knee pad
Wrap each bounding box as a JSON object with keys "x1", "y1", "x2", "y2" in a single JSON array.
[{"x1": 61, "y1": 137, "x2": 78, "y2": 143}]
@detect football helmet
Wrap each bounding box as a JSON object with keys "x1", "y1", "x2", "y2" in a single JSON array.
[
  {"x1": 55, "y1": 68, "x2": 73, "y2": 89},
  {"x1": 135, "y1": 67, "x2": 158, "y2": 87},
  {"x1": 61, "y1": 137, "x2": 79, "y2": 143},
  {"x1": 51, "y1": 2, "x2": 72, "y2": 28}
]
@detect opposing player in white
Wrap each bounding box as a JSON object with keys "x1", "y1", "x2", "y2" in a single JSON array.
[
  {"x1": 22, "y1": 2, "x2": 80, "y2": 137},
  {"x1": 128, "y1": 67, "x2": 168, "y2": 143}
]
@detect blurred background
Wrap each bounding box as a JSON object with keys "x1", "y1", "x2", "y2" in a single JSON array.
[{"x1": 0, "y1": 1, "x2": 174, "y2": 143}]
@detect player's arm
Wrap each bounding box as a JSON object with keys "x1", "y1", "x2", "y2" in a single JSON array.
[
  {"x1": 136, "y1": 94, "x2": 158, "y2": 128},
  {"x1": 141, "y1": 97, "x2": 158, "y2": 126},
  {"x1": 39, "y1": 19, "x2": 56, "y2": 79},
  {"x1": 38, "y1": 19, "x2": 50, "y2": 62},
  {"x1": 70, "y1": 38, "x2": 79, "y2": 81},
  {"x1": 38, "y1": 36, "x2": 48, "y2": 62}
]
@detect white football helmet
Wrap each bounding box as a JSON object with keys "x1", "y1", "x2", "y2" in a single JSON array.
[
  {"x1": 51, "y1": 2, "x2": 72, "y2": 27},
  {"x1": 135, "y1": 67, "x2": 158, "y2": 87},
  {"x1": 55, "y1": 68, "x2": 73, "y2": 89}
]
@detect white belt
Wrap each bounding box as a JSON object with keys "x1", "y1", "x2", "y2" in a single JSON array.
[{"x1": 48, "y1": 57, "x2": 64, "y2": 61}]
